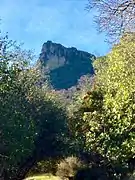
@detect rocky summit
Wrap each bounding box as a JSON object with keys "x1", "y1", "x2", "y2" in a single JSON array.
[{"x1": 38, "y1": 40, "x2": 95, "y2": 89}]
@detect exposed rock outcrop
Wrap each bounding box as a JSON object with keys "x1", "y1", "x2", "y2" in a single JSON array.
[{"x1": 38, "y1": 41, "x2": 95, "y2": 89}]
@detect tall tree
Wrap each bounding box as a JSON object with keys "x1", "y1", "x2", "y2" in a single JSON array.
[
  {"x1": 71, "y1": 33, "x2": 135, "y2": 179},
  {"x1": 0, "y1": 34, "x2": 69, "y2": 179}
]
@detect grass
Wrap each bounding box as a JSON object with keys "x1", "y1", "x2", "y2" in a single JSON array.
[{"x1": 24, "y1": 174, "x2": 61, "y2": 180}]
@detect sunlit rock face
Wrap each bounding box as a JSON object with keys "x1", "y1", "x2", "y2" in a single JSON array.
[{"x1": 38, "y1": 40, "x2": 95, "y2": 89}]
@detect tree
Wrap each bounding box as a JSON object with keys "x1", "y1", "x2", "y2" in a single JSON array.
[
  {"x1": 86, "y1": 0, "x2": 135, "y2": 42},
  {"x1": 0, "y1": 34, "x2": 69, "y2": 179},
  {"x1": 0, "y1": 34, "x2": 36, "y2": 179},
  {"x1": 72, "y1": 33, "x2": 135, "y2": 179}
]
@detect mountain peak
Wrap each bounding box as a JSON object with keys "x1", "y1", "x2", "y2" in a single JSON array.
[{"x1": 38, "y1": 41, "x2": 95, "y2": 89}]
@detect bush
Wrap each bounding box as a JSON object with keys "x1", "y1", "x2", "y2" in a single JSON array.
[
  {"x1": 56, "y1": 156, "x2": 84, "y2": 180},
  {"x1": 26, "y1": 158, "x2": 60, "y2": 177}
]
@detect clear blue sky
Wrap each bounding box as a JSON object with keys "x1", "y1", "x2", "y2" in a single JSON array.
[{"x1": 0, "y1": 0, "x2": 110, "y2": 57}]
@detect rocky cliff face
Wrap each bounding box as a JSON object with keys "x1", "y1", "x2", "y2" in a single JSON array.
[{"x1": 38, "y1": 41, "x2": 95, "y2": 89}]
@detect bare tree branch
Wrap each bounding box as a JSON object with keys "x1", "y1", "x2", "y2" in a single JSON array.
[{"x1": 86, "y1": 0, "x2": 135, "y2": 43}]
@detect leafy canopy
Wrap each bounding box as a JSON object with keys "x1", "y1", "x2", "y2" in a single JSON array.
[{"x1": 71, "y1": 33, "x2": 135, "y2": 179}]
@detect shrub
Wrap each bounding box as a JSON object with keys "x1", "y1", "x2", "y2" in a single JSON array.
[
  {"x1": 56, "y1": 156, "x2": 84, "y2": 180},
  {"x1": 26, "y1": 158, "x2": 60, "y2": 177}
]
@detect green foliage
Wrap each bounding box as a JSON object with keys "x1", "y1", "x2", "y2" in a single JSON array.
[
  {"x1": 26, "y1": 158, "x2": 60, "y2": 177},
  {"x1": 0, "y1": 34, "x2": 69, "y2": 179},
  {"x1": 0, "y1": 35, "x2": 37, "y2": 173},
  {"x1": 1, "y1": 27, "x2": 135, "y2": 180},
  {"x1": 70, "y1": 33, "x2": 135, "y2": 178}
]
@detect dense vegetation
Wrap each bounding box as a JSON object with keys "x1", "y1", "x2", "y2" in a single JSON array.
[
  {"x1": 1, "y1": 32, "x2": 135, "y2": 180},
  {"x1": 0, "y1": 1, "x2": 135, "y2": 179},
  {"x1": 70, "y1": 33, "x2": 135, "y2": 180},
  {"x1": 0, "y1": 35, "x2": 70, "y2": 179}
]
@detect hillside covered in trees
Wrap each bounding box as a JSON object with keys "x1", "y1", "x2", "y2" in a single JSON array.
[{"x1": 0, "y1": 0, "x2": 135, "y2": 180}]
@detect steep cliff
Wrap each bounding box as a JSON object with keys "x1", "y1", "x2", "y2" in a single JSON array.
[{"x1": 38, "y1": 41, "x2": 95, "y2": 89}]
